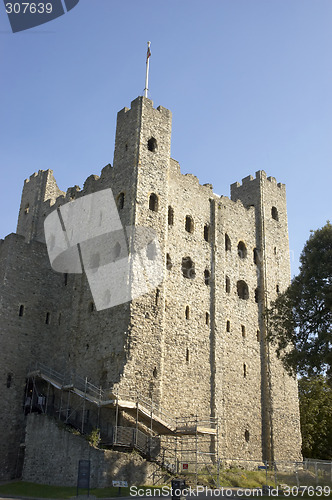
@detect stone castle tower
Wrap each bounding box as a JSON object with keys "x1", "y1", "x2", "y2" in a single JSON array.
[{"x1": 0, "y1": 96, "x2": 302, "y2": 481}]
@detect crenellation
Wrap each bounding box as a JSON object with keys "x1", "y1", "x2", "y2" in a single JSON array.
[{"x1": 241, "y1": 174, "x2": 254, "y2": 184}]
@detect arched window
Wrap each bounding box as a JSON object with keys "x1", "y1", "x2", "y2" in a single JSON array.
[
  {"x1": 148, "y1": 137, "x2": 157, "y2": 152},
  {"x1": 182, "y1": 257, "x2": 195, "y2": 279},
  {"x1": 237, "y1": 241, "x2": 247, "y2": 259},
  {"x1": 117, "y1": 192, "x2": 125, "y2": 210},
  {"x1": 237, "y1": 280, "x2": 249, "y2": 300},
  {"x1": 185, "y1": 215, "x2": 194, "y2": 233},
  {"x1": 204, "y1": 269, "x2": 210, "y2": 286},
  {"x1": 185, "y1": 306, "x2": 190, "y2": 320},
  {"x1": 168, "y1": 206, "x2": 174, "y2": 225},
  {"x1": 271, "y1": 206, "x2": 279, "y2": 221},
  {"x1": 149, "y1": 193, "x2": 158, "y2": 212},
  {"x1": 225, "y1": 276, "x2": 230, "y2": 293},
  {"x1": 204, "y1": 225, "x2": 210, "y2": 242},
  {"x1": 225, "y1": 234, "x2": 231, "y2": 251}
]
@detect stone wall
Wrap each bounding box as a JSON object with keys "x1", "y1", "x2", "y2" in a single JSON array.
[
  {"x1": 0, "y1": 96, "x2": 302, "y2": 481},
  {"x1": 22, "y1": 414, "x2": 160, "y2": 487}
]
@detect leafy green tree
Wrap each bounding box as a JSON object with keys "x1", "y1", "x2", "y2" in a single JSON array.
[
  {"x1": 298, "y1": 375, "x2": 332, "y2": 459},
  {"x1": 267, "y1": 222, "x2": 332, "y2": 379}
]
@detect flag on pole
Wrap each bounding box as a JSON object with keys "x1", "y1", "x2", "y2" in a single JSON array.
[{"x1": 147, "y1": 44, "x2": 151, "y2": 61}]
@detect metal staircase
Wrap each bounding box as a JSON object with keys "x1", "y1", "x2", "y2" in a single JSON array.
[{"x1": 25, "y1": 362, "x2": 219, "y2": 486}]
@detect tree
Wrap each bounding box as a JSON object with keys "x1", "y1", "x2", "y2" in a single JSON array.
[
  {"x1": 298, "y1": 375, "x2": 332, "y2": 459},
  {"x1": 267, "y1": 222, "x2": 332, "y2": 379}
]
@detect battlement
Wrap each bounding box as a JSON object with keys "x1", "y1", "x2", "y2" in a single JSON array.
[
  {"x1": 231, "y1": 170, "x2": 285, "y2": 192},
  {"x1": 24, "y1": 169, "x2": 50, "y2": 184},
  {"x1": 117, "y1": 96, "x2": 172, "y2": 120}
]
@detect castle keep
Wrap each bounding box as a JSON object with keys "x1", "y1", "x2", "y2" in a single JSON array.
[{"x1": 0, "y1": 96, "x2": 302, "y2": 482}]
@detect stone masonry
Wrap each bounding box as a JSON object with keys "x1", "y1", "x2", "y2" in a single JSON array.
[{"x1": 0, "y1": 96, "x2": 302, "y2": 482}]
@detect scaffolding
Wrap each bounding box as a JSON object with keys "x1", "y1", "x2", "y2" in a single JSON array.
[{"x1": 24, "y1": 362, "x2": 219, "y2": 485}]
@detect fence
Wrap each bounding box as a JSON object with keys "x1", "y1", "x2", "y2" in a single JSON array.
[{"x1": 217, "y1": 458, "x2": 332, "y2": 490}]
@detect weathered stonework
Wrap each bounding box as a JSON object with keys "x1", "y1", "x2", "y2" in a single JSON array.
[
  {"x1": 0, "y1": 96, "x2": 302, "y2": 482},
  {"x1": 22, "y1": 414, "x2": 161, "y2": 487}
]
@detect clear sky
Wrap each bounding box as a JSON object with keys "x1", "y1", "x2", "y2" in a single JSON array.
[{"x1": 0, "y1": 0, "x2": 331, "y2": 276}]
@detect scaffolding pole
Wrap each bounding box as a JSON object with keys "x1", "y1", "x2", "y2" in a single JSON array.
[{"x1": 81, "y1": 377, "x2": 87, "y2": 434}]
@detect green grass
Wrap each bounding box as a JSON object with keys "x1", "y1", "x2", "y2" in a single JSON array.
[
  {"x1": 0, "y1": 481, "x2": 171, "y2": 499},
  {"x1": 0, "y1": 481, "x2": 132, "y2": 498},
  {"x1": 0, "y1": 479, "x2": 331, "y2": 499}
]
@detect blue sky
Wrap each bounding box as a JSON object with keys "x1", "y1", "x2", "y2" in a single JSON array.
[{"x1": 0, "y1": 0, "x2": 331, "y2": 276}]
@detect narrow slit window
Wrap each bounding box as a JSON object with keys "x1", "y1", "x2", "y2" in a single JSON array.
[
  {"x1": 204, "y1": 269, "x2": 210, "y2": 286},
  {"x1": 241, "y1": 325, "x2": 246, "y2": 338},
  {"x1": 149, "y1": 193, "x2": 158, "y2": 212},
  {"x1": 166, "y1": 253, "x2": 172, "y2": 270},
  {"x1": 185, "y1": 305, "x2": 190, "y2": 320},
  {"x1": 204, "y1": 225, "x2": 210, "y2": 242},
  {"x1": 225, "y1": 276, "x2": 230, "y2": 293},
  {"x1": 226, "y1": 320, "x2": 230, "y2": 332},
  {"x1": 168, "y1": 206, "x2": 174, "y2": 226},
  {"x1": 185, "y1": 215, "x2": 194, "y2": 233},
  {"x1": 271, "y1": 206, "x2": 279, "y2": 221},
  {"x1": 186, "y1": 348, "x2": 190, "y2": 363},
  {"x1": 225, "y1": 234, "x2": 231, "y2": 251},
  {"x1": 206, "y1": 312, "x2": 210, "y2": 326},
  {"x1": 117, "y1": 192, "x2": 125, "y2": 210},
  {"x1": 19, "y1": 305, "x2": 24, "y2": 317},
  {"x1": 45, "y1": 312, "x2": 50, "y2": 325},
  {"x1": 243, "y1": 363, "x2": 247, "y2": 378}
]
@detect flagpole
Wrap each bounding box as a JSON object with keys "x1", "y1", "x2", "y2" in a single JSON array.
[{"x1": 144, "y1": 41, "x2": 151, "y2": 98}]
